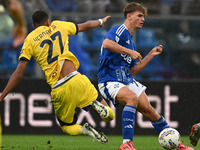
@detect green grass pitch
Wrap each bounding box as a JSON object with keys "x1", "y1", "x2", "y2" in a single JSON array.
[{"x1": 1, "y1": 135, "x2": 198, "y2": 150}]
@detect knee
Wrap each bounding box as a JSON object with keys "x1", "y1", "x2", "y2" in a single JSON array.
[
  {"x1": 101, "y1": 106, "x2": 115, "y2": 122},
  {"x1": 61, "y1": 123, "x2": 83, "y2": 135},
  {"x1": 125, "y1": 94, "x2": 138, "y2": 106}
]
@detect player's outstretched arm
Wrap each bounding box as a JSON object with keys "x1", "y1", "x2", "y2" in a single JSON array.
[
  {"x1": 103, "y1": 38, "x2": 142, "y2": 61},
  {"x1": 77, "y1": 16, "x2": 111, "y2": 32},
  {"x1": 7, "y1": 0, "x2": 27, "y2": 48},
  {"x1": 0, "y1": 60, "x2": 28, "y2": 102}
]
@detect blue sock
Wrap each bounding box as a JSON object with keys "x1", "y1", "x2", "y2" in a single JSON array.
[
  {"x1": 122, "y1": 105, "x2": 136, "y2": 141},
  {"x1": 151, "y1": 116, "x2": 170, "y2": 133}
]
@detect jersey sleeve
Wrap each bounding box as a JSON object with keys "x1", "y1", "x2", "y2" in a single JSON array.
[
  {"x1": 18, "y1": 38, "x2": 33, "y2": 62},
  {"x1": 105, "y1": 27, "x2": 126, "y2": 44},
  {"x1": 104, "y1": 30, "x2": 117, "y2": 42},
  {"x1": 53, "y1": 21, "x2": 78, "y2": 35}
]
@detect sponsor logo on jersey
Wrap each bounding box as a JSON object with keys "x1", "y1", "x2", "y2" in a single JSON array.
[{"x1": 126, "y1": 40, "x2": 130, "y2": 44}]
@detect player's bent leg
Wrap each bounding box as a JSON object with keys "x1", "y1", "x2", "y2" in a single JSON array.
[
  {"x1": 81, "y1": 122, "x2": 108, "y2": 144},
  {"x1": 189, "y1": 123, "x2": 200, "y2": 146},
  {"x1": 137, "y1": 92, "x2": 170, "y2": 133},
  {"x1": 61, "y1": 123, "x2": 83, "y2": 135},
  {"x1": 137, "y1": 92, "x2": 160, "y2": 121},
  {"x1": 61, "y1": 122, "x2": 108, "y2": 144}
]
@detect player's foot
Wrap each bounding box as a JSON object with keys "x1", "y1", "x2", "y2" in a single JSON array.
[
  {"x1": 92, "y1": 100, "x2": 109, "y2": 118},
  {"x1": 119, "y1": 141, "x2": 136, "y2": 150},
  {"x1": 189, "y1": 123, "x2": 200, "y2": 146},
  {"x1": 177, "y1": 142, "x2": 194, "y2": 150},
  {"x1": 82, "y1": 123, "x2": 108, "y2": 144}
]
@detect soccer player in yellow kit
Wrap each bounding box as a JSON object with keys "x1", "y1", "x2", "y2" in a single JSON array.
[{"x1": 0, "y1": 10, "x2": 114, "y2": 144}]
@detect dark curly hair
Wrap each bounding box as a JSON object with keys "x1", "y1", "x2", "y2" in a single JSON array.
[{"x1": 32, "y1": 10, "x2": 49, "y2": 27}]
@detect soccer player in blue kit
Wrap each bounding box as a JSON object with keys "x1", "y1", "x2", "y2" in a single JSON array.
[{"x1": 98, "y1": 2, "x2": 193, "y2": 150}]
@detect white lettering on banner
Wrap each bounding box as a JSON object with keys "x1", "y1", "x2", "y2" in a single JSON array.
[
  {"x1": 28, "y1": 94, "x2": 52, "y2": 127},
  {"x1": 137, "y1": 85, "x2": 179, "y2": 129},
  {"x1": 1, "y1": 85, "x2": 179, "y2": 129},
  {"x1": 137, "y1": 95, "x2": 161, "y2": 128},
  {"x1": 164, "y1": 85, "x2": 178, "y2": 128},
  {"x1": 4, "y1": 93, "x2": 26, "y2": 126}
]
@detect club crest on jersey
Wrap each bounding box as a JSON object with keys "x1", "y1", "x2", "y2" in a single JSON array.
[
  {"x1": 126, "y1": 40, "x2": 130, "y2": 45},
  {"x1": 115, "y1": 36, "x2": 119, "y2": 43}
]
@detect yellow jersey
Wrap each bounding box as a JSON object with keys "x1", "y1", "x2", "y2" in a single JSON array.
[{"x1": 19, "y1": 21, "x2": 79, "y2": 88}]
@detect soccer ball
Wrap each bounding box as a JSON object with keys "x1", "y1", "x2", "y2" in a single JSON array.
[{"x1": 158, "y1": 128, "x2": 181, "y2": 149}]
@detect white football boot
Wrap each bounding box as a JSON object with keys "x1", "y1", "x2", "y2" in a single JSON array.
[{"x1": 81, "y1": 122, "x2": 108, "y2": 144}]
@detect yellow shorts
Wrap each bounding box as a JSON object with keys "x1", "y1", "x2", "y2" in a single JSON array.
[{"x1": 51, "y1": 73, "x2": 98, "y2": 124}]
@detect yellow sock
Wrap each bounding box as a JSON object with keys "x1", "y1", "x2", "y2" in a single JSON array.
[
  {"x1": 61, "y1": 123, "x2": 83, "y2": 135},
  {"x1": 101, "y1": 106, "x2": 115, "y2": 122}
]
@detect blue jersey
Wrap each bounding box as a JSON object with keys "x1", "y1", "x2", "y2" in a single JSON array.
[{"x1": 98, "y1": 24, "x2": 136, "y2": 84}]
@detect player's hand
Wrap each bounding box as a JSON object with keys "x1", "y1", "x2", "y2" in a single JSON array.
[
  {"x1": 10, "y1": 24, "x2": 27, "y2": 48},
  {"x1": 129, "y1": 51, "x2": 142, "y2": 62},
  {"x1": 100, "y1": 16, "x2": 111, "y2": 28},
  {"x1": 149, "y1": 45, "x2": 163, "y2": 56}
]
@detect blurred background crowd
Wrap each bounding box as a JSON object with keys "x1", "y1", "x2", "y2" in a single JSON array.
[{"x1": 0, "y1": 0, "x2": 200, "y2": 80}]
